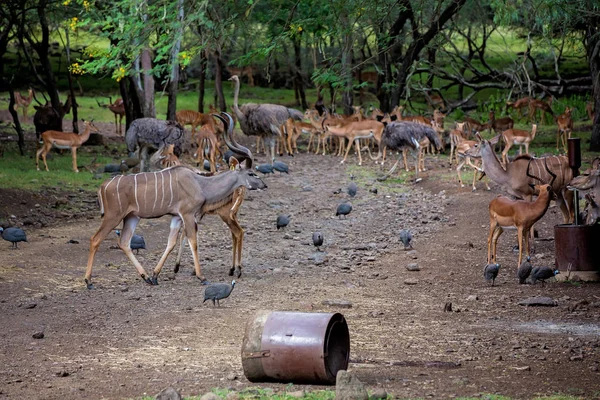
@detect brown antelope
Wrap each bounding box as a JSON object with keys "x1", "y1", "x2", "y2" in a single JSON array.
[
  {"x1": 467, "y1": 134, "x2": 574, "y2": 225},
  {"x1": 281, "y1": 117, "x2": 319, "y2": 155},
  {"x1": 505, "y1": 96, "x2": 531, "y2": 120},
  {"x1": 195, "y1": 123, "x2": 221, "y2": 172},
  {"x1": 425, "y1": 90, "x2": 445, "y2": 110},
  {"x1": 36, "y1": 120, "x2": 99, "y2": 172},
  {"x1": 461, "y1": 116, "x2": 488, "y2": 136},
  {"x1": 160, "y1": 144, "x2": 181, "y2": 168},
  {"x1": 488, "y1": 183, "x2": 554, "y2": 268},
  {"x1": 528, "y1": 98, "x2": 554, "y2": 125},
  {"x1": 488, "y1": 111, "x2": 514, "y2": 134},
  {"x1": 226, "y1": 65, "x2": 255, "y2": 86},
  {"x1": 14, "y1": 88, "x2": 34, "y2": 119},
  {"x1": 586, "y1": 101, "x2": 595, "y2": 122},
  {"x1": 84, "y1": 113, "x2": 267, "y2": 289},
  {"x1": 501, "y1": 124, "x2": 537, "y2": 166},
  {"x1": 176, "y1": 109, "x2": 205, "y2": 139},
  {"x1": 324, "y1": 120, "x2": 384, "y2": 165},
  {"x1": 555, "y1": 106, "x2": 573, "y2": 152},
  {"x1": 449, "y1": 122, "x2": 468, "y2": 164},
  {"x1": 455, "y1": 137, "x2": 490, "y2": 191},
  {"x1": 174, "y1": 185, "x2": 247, "y2": 275},
  {"x1": 97, "y1": 97, "x2": 125, "y2": 135},
  {"x1": 392, "y1": 105, "x2": 432, "y2": 126}
]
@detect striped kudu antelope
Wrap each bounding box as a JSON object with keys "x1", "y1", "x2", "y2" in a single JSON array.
[
  {"x1": 467, "y1": 134, "x2": 575, "y2": 225},
  {"x1": 84, "y1": 113, "x2": 266, "y2": 289}
]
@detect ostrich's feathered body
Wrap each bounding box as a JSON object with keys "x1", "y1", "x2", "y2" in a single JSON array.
[
  {"x1": 125, "y1": 118, "x2": 186, "y2": 156},
  {"x1": 238, "y1": 103, "x2": 303, "y2": 138},
  {"x1": 381, "y1": 121, "x2": 442, "y2": 151}
]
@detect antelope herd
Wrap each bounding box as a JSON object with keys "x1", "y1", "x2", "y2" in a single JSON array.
[{"x1": 9, "y1": 83, "x2": 599, "y2": 285}]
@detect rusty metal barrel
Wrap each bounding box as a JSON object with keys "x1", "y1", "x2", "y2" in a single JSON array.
[
  {"x1": 555, "y1": 224, "x2": 600, "y2": 281},
  {"x1": 241, "y1": 311, "x2": 350, "y2": 384}
]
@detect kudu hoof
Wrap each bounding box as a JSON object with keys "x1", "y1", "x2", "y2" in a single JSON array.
[
  {"x1": 174, "y1": 263, "x2": 180, "y2": 274},
  {"x1": 229, "y1": 267, "x2": 235, "y2": 276},
  {"x1": 198, "y1": 277, "x2": 210, "y2": 285},
  {"x1": 150, "y1": 276, "x2": 159, "y2": 285},
  {"x1": 85, "y1": 279, "x2": 94, "y2": 290},
  {"x1": 142, "y1": 276, "x2": 154, "y2": 285}
]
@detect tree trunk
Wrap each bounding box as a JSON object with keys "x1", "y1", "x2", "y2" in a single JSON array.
[
  {"x1": 197, "y1": 50, "x2": 207, "y2": 112},
  {"x1": 141, "y1": 49, "x2": 155, "y2": 117},
  {"x1": 64, "y1": 28, "x2": 78, "y2": 133},
  {"x1": 341, "y1": 13, "x2": 354, "y2": 115},
  {"x1": 587, "y1": 28, "x2": 600, "y2": 151},
  {"x1": 214, "y1": 46, "x2": 227, "y2": 111},
  {"x1": 426, "y1": 47, "x2": 436, "y2": 89},
  {"x1": 7, "y1": 83, "x2": 25, "y2": 155},
  {"x1": 166, "y1": 0, "x2": 184, "y2": 122},
  {"x1": 293, "y1": 36, "x2": 308, "y2": 110}
]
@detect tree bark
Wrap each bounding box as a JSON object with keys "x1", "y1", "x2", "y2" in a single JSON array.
[
  {"x1": 293, "y1": 36, "x2": 308, "y2": 110},
  {"x1": 587, "y1": 26, "x2": 600, "y2": 151},
  {"x1": 341, "y1": 13, "x2": 354, "y2": 115},
  {"x1": 197, "y1": 50, "x2": 207, "y2": 113},
  {"x1": 64, "y1": 28, "x2": 78, "y2": 133},
  {"x1": 141, "y1": 48, "x2": 155, "y2": 117},
  {"x1": 166, "y1": 0, "x2": 184, "y2": 122},
  {"x1": 214, "y1": 46, "x2": 227, "y2": 111},
  {"x1": 7, "y1": 82, "x2": 25, "y2": 155}
]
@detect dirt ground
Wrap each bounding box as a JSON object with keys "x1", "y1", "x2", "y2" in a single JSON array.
[{"x1": 1, "y1": 127, "x2": 600, "y2": 400}]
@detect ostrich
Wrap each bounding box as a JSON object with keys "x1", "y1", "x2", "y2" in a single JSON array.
[
  {"x1": 229, "y1": 75, "x2": 303, "y2": 164},
  {"x1": 377, "y1": 121, "x2": 443, "y2": 181},
  {"x1": 125, "y1": 118, "x2": 187, "y2": 172}
]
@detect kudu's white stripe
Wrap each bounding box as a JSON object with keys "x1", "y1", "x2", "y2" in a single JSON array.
[
  {"x1": 168, "y1": 169, "x2": 174, "y2": 207},
  {"x1": 143, "y1": 174, "x2": 148, "y2": 209},
  {"x1": 115, "y1": 175, "x2": 123, "y2": 213},
  {"x1": 153, "y1": 172, "x2": 158, "y2": 212},
  {"x1": 160, "y1": 170, "x2": 165, "y2": 209},
  {"x1": 134, "y1": 174, "x2": 139, "y2": 211}
]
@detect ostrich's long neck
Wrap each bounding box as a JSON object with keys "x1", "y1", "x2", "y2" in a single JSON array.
[
  {"x1": 232, "y1": 79, "x2": 244, "y2": 124},
  {"x1": 481, "y1": 142, "x2": 509, "y2": 185}
]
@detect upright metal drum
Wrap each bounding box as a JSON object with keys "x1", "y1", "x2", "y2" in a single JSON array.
[{"x1": 241, "y1": 310, "x2": 350, "y2": 384}]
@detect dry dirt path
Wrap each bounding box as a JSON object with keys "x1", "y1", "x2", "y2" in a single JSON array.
[{"x1": 1, "y1": 151, "x2": 599, "y2": 400}]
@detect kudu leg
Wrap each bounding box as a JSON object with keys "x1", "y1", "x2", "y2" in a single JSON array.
[
  {"x1": 174, "y1": 230, "x2": 187, "y2": 274},
  {"x1": 119, "y1": 215, "x2": 154, "y2": 285},
  {"x1": 219, "y1": 214, "x2": 244, "y2": 277},
  {"x1": 85, "y1": 216, "x2": 126, "y2": 289},
  {"x1": 151, "y1": 216, "x2": 184, "y2": 284},
  {"x1": 182, "y1": 215, "x2": 208, "y2": 284}
]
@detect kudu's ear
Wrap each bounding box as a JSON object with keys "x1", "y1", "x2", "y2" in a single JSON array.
[
  {"x1": 229, "y1": 157, "x2": 240, "y2": 171},
  {"x1": 475, "y1": 132, "x2": 483, "y2": 142}
]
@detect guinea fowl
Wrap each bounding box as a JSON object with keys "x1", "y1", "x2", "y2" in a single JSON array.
[
  {"x1": 312, "y1": 232, "x2": 324, "y2": 251},
  {"x1": 530, "y1": 266, "x2": 559, "y2": 285},
  {"x1": 347, "y1": 182, "x2": 358, "y2": 197},
  {"x1": 399, "y1": 229, "x2": 413, "y2": 250},
  {"x1": 336, "y1": 203, "x2": 353, "y2": 219},
  {"x1": 272, "y1": 161, "x2": 289, "y2": 174},
  {"x1": 277, "y1": 214, "x2": 291, "y2": 230},
  {"x1": 484, "y1": 263, "x2": 501, "y2": 286},
  {"x1": 0, "y1": 227, "x2": 27, "y2": 249},
  {"x1": 517, "y1": 256, "x2": 533, "y2": 284},
  {"x1": 203, "y1": 280, "x2": 236, "y2": 307},
  {"x1": 115, "y1": 230, "x2": 146, "y2": 254},
  {"x1": 256, "y1": 164, "x2": 274, "y2": 175}
]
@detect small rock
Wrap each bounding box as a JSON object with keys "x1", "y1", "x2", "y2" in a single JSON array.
[
  {"x1": 67, "y1": 239, "x2": 79, "y2": 244},
  {"x1": 495, "y1": 355, "x2": 503, "y2": 361},
  {"x1": 226, "y1": 393, "x2": 239, "y2": 400},
  {"x1": 226, "y1": 374, "x2": 237, "y2": 381},
  {"x1": 370, "y1": 388, "x2": 388, "y2": 399},
  {"x1": 518, "y1": 297, "x2": 557, "y2": 307},
  {"x1": 511, "y1": 366, "x2": 531, "y2": 372},
  {"x1": 156, "y1": 387, "x2": 182, "y2": 400},
  {"x1": 466, "y1": 295, "x2": 478, "y2": 301},
  {"x1": 570, "y1": 355, "x2": 584, "y2": 361},
  {"x1": 24, "y1": 303, "x2": 37, "y2": 309},
  {"x1": 406, "y1": 263, "x2": 420, "y2": 271},
  {"x1": 200, "y1": 393, "x2": 222, "y2": 400},
  {"x1": 283, "y1": 233, "x2": 293, "y2": 240},
  {"x1": 287, "y1": 390, "x2": 305, "y2": 398},
  {"x1": 322, "y1": 300, "x2": 353, "y2": 308},
  {"x1": 443, "y1": 302, "x2": 452, "y2": 312},
  {"x1": 32, "y1": 331, "x2": 44, "y2": 339},
  {"x1": 404, "y1": 279, "x2": 418, "y2": 285},
  {"x1": 56, "y1": 370, "x2": 70, "y2": 377},
  {"x1": 336, "y1": 370, "x2": 368, "y2": 400}
]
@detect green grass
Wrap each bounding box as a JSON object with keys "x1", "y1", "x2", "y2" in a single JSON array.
[{"x1": 0, "y1": 143, "x2": 118, "y2": 191}]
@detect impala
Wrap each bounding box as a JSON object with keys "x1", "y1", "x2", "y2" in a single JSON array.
[
  {"x1": 194, "y1": 123, "x2": 221, "y2": 172},
  {"x1": 324, "y1": 120, "x2": 385, "y2": 165},
  {"x1": 505, "y1": 96, "x2": 531, "y2": 120},
  {"x1": 84, "y1": 113, "x2": 266, "y2": 289},
  {"x1": 36, "y1": 119, "x2": 99, "y2": 172},
  {"x1": 555, "y1": 107, "x2": 573, "y2": 152},
  {"x1": 586, "y1": 101, "x2": 595, "y2": 122},
  {"x1": 449, "y1": 122, "x2": 468, "y2": 164},
  {"x1": 528, "y1": 98, "x2": 554, "y2": 125},
  {"x1": 488, "y1": 111, "x2": 514, "y2": 134},
  {"x1": 455, "y1": 137, "x2": 490, "y2": 192},
  {"x1": 97, "y1": 97, "x2": 125, "y2": 135},
  {"x1": 14, "y1": 88, "x2": 34, "y2": 119},
  {"x1": 501, "y1": 124, "x2": 537, "y2": 166},
  {"x1": 488, "y1": 182, "x2": 555, "y2": 268}
]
